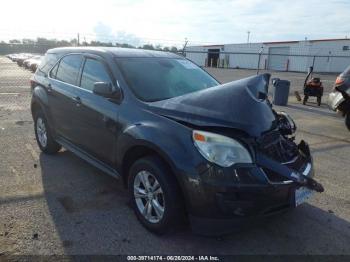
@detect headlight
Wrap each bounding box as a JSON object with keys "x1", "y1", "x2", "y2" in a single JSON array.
[
  {"x1": 192, "y1": 130, "x2": 252, "y2": 167},
  {"x1": 277, "y1": 111, "x2": 296, "y2": 135}
]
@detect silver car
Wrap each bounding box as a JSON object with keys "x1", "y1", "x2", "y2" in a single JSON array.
[{"x1": 328, "y1": 65, "x2": 350, "y2": 130}]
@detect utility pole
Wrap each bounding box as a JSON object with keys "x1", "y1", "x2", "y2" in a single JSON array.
[
  {"x1": 247, "y1": 31, "x2": 250, "y2": 44},
  {"x1": 257, "y1": 46, "x2": 264, "y2": 75},
  {"x1": 182, "y1": 37, "x2": 188, "y2": 56},
  {"x1": 77, "y1": 33, "x2": 80, "y2": 46}
]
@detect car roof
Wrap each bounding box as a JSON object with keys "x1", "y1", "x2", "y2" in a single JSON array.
[{"x1": 46, "y1": 46, "x2": 182, "y2": 59}]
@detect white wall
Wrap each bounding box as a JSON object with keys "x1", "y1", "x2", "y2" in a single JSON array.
[
  {"x1": 185, "y1": 45, "x2": 224, "y2": 67},
  {"x1": 185, "y1": 46, "x2": 205, "y2": 66},
  {"x1": 185, "y1": 39, "x2": 350, "y2": 73},
  {"x1": 224, "y1": 43, "x2": 262, "y2": 69},
  {"x1": 308, "y1": 40, "x2": 350, "y2": 73}
]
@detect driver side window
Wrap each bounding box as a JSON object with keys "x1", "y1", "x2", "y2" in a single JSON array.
[{"x1": 80, "y1": 58, "x2": 111, "y2": 91}]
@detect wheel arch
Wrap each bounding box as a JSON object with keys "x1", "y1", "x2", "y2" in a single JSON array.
[{"x1": 121, "y1": 143, "x2": 178, "y2": 188}]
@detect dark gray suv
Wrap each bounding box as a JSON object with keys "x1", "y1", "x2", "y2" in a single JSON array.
[{"x1": 30, "y1": 47, "x2": 323, "y2": 235}]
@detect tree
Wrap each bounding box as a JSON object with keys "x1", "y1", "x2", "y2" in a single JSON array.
[
  {"x1": 155, "y1": 44, "x2": 162, "y2": 51},
  {"x1": 118, "y1": 43, "x2": 135, "y2": 48},
  {"x1": 9, "y1": 39, "x2": 21, "y2": 44},
  {"x1": 142, "y1": 44, "x2": 154, "y2": 50},
  {"x1": 70, "y1": 39, "x2": 78, "y2": 46},
  {"x1": 22, "y1": 38, "x2": 35, "y2": 45},
  {"x1": 170, "y1": 46, "x2": 178, "y2": 53},
  {"x1": 36, "y1": 37, "x2": 57, "y2": 46},
  {"x1": 56, "y1": 40, "x2": 70, "y2": 46}
]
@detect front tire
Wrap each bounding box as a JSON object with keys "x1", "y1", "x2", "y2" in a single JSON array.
[
  {"x1": 128, "y1": 156, "x2": 184, "y2": 234},
  {"x1": 34, "y1": 110, "x2": 61, "y2": 154}
]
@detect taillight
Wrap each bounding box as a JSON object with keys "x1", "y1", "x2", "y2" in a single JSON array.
[{"x1": 30, "y1": 79, "x2": 36, "y2": 89}]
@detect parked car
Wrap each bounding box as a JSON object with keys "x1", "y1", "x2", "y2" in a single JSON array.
[
  {"x1": 29, "y1": 57, "x2": 42, "y2": 72},
  {"x1": 24, "y1": 55, "x2": 42, "y2": 71},
  {"x1": 8, "y1": 53, "x2": 21, "y2": 62},
  {"x1": 328, "y1": 65, "x2": 350, "y2": 130},
  {"x1": 16, "y1": 53, "x2": 34, "y2": 66},
  {"x1": 30, "y1": 47, "x2": 323, "y2": 235}
]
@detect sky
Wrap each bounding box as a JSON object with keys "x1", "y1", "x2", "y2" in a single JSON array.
[{"x1": 0, "y1": 0, "x2": 349, "y2": 47}]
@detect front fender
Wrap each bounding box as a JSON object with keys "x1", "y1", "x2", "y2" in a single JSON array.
[{"x1": 116, "y1": 121, "x2": 207, "y2": 185}]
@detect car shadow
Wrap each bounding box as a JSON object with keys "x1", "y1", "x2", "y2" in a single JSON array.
[{"x1": 40, "y1": 151, "x2": 350, "y2": 255}]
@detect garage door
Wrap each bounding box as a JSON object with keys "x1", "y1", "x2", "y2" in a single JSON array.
[{"x1": 268, "y1": 47, "x2": 290, "y2": 71}]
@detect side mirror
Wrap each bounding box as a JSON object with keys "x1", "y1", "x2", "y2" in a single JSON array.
[{"x1": 93, "y1": 82, "x2": 122, "y2": 101}]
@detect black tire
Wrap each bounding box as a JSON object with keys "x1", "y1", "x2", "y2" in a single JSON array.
[
  {"x1": 128, "y1": 155, "x2": 184, "y2": 234},
  {"x1": 34, "y1": 109, "x2": 61, "y2": 154},
  {"x1": 303, "y1": 95, "x2": 308, "y2": 105},
  {"x1": 317, "y1": 96, "x2": 322, "y2": 106},
  {"x1": 345, "y1": 113, "x2": 350, "y2": 131}
]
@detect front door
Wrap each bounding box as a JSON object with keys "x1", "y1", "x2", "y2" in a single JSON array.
[{"x1": 73, "y1": 56, "x2": 118, "y2": 166}]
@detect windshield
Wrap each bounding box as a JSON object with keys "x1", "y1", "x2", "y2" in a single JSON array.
[{"x1": 116, "y1": 57, "x2": 219, "y2": 102}]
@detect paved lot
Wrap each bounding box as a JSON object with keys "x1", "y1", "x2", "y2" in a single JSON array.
[{"x1": 0, "y1": 56, "x2": 349, "y2": 255}]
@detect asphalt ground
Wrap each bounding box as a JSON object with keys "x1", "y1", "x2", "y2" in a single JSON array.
[{"x1": 0, "y1": 57, "x2": 349, "y2": 255}]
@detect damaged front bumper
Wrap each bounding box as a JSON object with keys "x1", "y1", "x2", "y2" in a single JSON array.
[{"x1": 186, "y1": 140, "x2": 323, "y2": 236}]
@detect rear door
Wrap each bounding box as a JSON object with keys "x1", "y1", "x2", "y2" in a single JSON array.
[
  {"x1": 72, "y1": 55, "x2": 119, "y2": 165},
  {"x1": 48, "y1": 54, "x2": 83, "y2": 144}
]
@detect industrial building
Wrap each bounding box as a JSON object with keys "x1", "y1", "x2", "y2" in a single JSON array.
[{"x1": 185, "y1": 38, "x2": 350, "y2": 73}]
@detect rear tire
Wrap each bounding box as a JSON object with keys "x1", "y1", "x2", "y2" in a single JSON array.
[
  {"x1": 317, "y1": 96, "x2": 322, "y2": 106},
  {"x1": 34, "y1": 110, "x2": 61, "y2": 154},
  {"x1": 345, "y1": 113, "x2": 350, "y2": 131},
  {"x1": 303, "y1": 95, "x2": 308, "y2": 105},
  {"x1": 128, "y1": 155, "x2": 184, "y2": 234}
]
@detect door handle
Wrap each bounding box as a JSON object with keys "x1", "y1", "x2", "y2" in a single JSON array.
[
  {"x1": 47, "y1": 83, "x2": 52, "y2": 92},
  {"x1": 73, "y1": 96, "x2": 82, "y2": 105}
]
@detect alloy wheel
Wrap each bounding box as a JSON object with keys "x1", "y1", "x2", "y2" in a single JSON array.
[
  {"x1": 36, "y1": 117, "x2": 47, "y2": 148},
  {"x1": 133, "y1": 170, "x2": 165, "y2": 223}
]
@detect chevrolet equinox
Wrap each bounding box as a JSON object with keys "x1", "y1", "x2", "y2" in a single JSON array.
[{"x1": 30, "y1": 47, "x2": 324, "y2": 235}]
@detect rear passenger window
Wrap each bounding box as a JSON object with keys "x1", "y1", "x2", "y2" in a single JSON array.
[
  {"x1": 55, "y1": 54, "x2": 83, "y2": 86},
  {"x1": 37, "y1": 53, "x2": 59, "y2": 76},
  {"x1": 50, "y1": 63, "x2": 59, "y2": 78},
  {"x1": 80, "y1": 59, "x2": 111, "y2": 91}
]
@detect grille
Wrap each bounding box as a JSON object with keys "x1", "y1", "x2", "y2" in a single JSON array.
[
  {"x1": 262, "y1": 168, "x2": 288, "y2": 183},
  {"x1": 257, "y1": 131, "x2": 298, "y2": 163}
]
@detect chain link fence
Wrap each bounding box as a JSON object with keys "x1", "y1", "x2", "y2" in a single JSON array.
[
  {"x1": 184, "y1": 50, "x2": 350, "y2": 74},
  {"x1": 0, "y1": 44, "x2": 342, "y2": 118},
  {"x1": 0, "y1": 55, "x2": 33, "y2": 116}
]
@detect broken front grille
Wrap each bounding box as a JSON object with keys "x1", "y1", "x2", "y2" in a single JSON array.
[{"x1": 257, "y1": 130, "x2": 299, "y2": 163}]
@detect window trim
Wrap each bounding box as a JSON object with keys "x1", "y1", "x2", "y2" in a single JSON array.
[
  {"x1": 37, "y1": 52, "x2": 60, "y2": 76},
  {"x1": 79, "y1": 55, "x2": 115, "y2": 92},
  {"x1": 53, "y1": 53, "x2": 84, "y2": 87}
]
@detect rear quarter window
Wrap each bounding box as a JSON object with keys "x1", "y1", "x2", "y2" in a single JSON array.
[
  {"x1": 55, "y1": 54, "x2": 83, "y2": 86},
  {"x1": 36, "y1": 53, "x2": 60, "y2": 76}
]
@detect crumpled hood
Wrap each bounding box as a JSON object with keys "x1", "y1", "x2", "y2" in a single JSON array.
[{"x1": 147, "y1": 74, "x2": 277, "y2": 137}]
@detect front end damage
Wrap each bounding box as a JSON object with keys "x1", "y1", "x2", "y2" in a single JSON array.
[
  {"x1": 148, "y1": 73, "x2": 324, "y2": 235},
  {"x1": 189, "y1": 132, "x2": 324, "y2": 235}
]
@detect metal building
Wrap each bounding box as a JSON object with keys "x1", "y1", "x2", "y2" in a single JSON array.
[{"x1": 185, "y1": 38, "x2": 350, "y2": 73}]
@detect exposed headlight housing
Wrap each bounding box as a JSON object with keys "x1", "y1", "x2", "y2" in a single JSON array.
[
  {"x1": 192, "y1": 130, "x2": 252, "y2": 167},
  {"x1": 277, "y1": 112, "x2": 296, "y2": 136}
]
